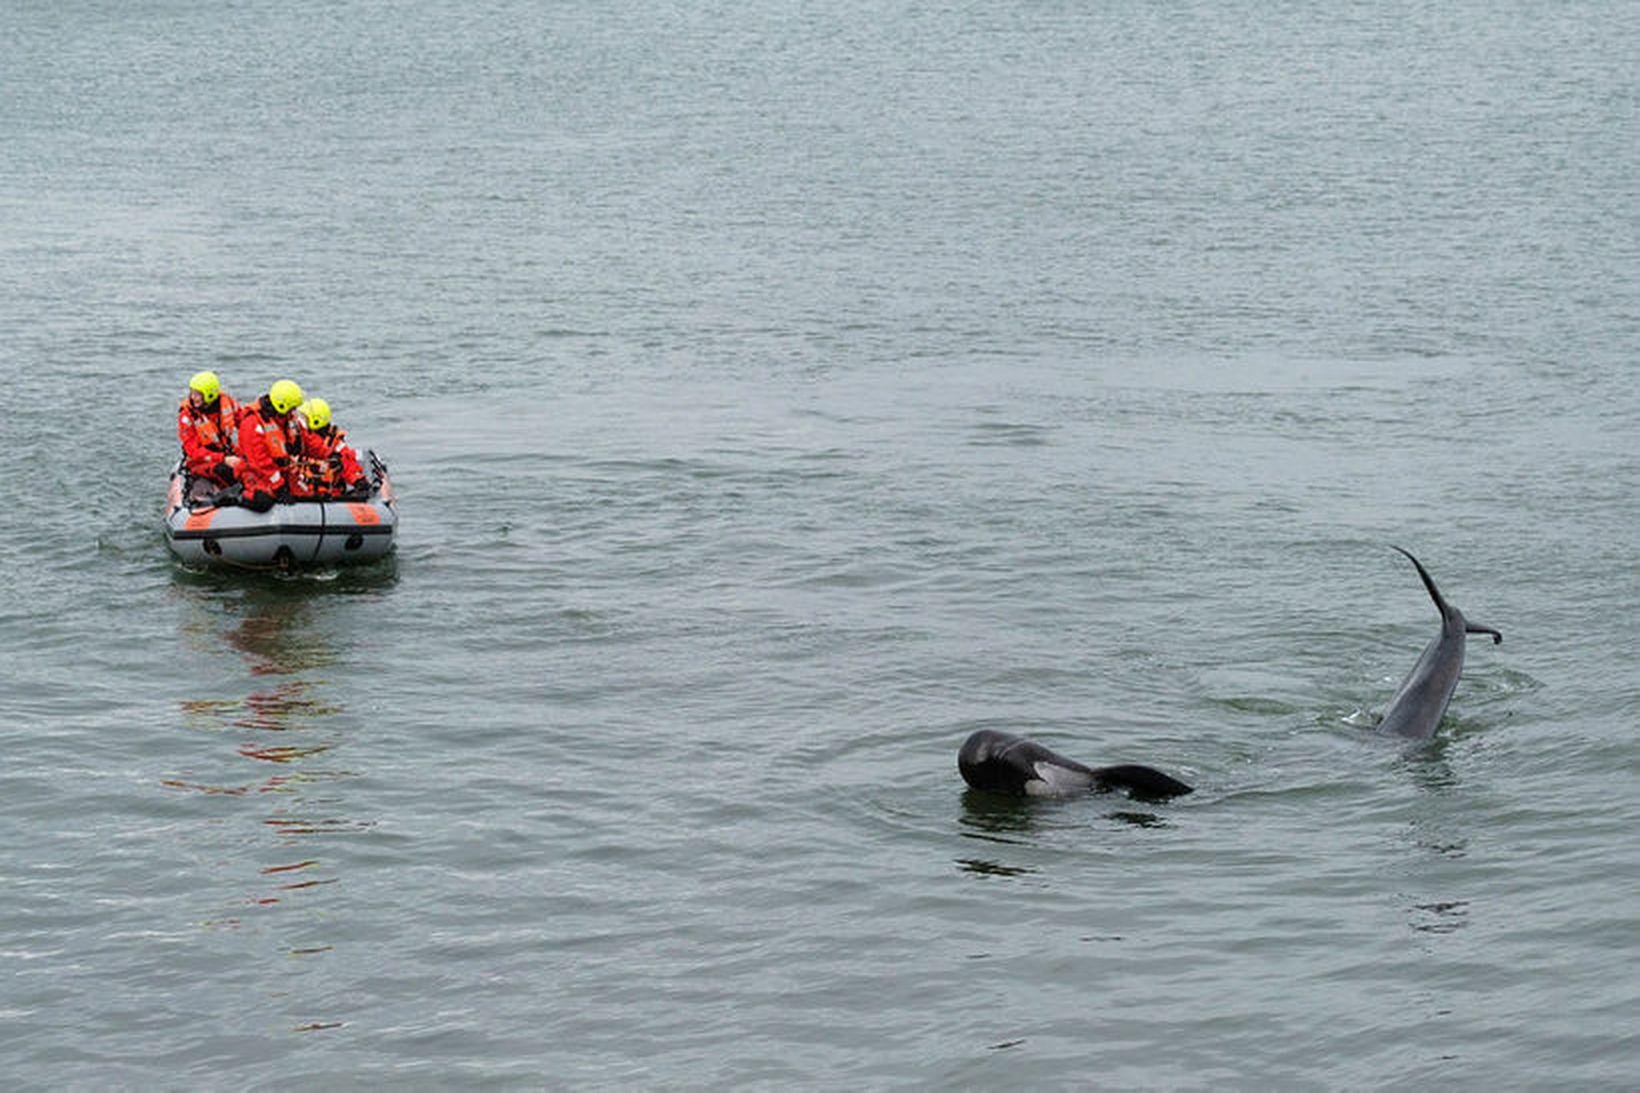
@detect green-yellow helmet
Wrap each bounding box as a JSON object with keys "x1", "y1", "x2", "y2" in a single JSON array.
[
  {"x1": 268, "y1": 379, "x2": 303, "y2": 414},
  {"x1": 189, "y1": 370, "x2": 221, "y2": 403},
  {"x1": 296, "y1": 397, "x2": 331, "y2": 430}
]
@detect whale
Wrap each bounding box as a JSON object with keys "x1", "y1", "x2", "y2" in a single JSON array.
[
  {"x1": 1375, "y1": 546, "x2": 1502, "y2": 740},
  {"x1": 958, "y1": 729, "x2": 1193, "y2": 800}
]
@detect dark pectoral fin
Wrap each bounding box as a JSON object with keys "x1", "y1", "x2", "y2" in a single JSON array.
[
  {"x1": 1093, "y1": 764, "x2": 1194, "y2": 800},
  {"x1": 1466, "y1": 621, "x2": 1503, "y2": 644}
]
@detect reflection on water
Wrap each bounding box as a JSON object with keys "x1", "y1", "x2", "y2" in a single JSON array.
[
  {"x1": 1391, "y1": 740, "x2": 1474, "y2": 943},
  {"x1": 956, "y1": 858, "x2": 1035, "y2": 878},
  {"x1": 958, "y1": 788, "x2": 1038, "y2": 837},
  {"x1": 959, "y1": 789, "x2": 1170, "y2": 834},
  {"x1": 1105, "y1": 810, "x2": 1168, "y2": 829},
  {"x1": 1400, "y1": 741, "x2": 1462, "y2": 793},
  {"x1": 1409, "y1": 900, "x2": 1471, "y2": 935},
  {"x1": 956, "y1": 790, "x2": 1039, "y2": 878},
  {"x1": 955, "y1": 788, "x2": 1173, "y2": 877},
  {"x1": 167, "y1": 573, "x2": 382, "y2": 1032}
]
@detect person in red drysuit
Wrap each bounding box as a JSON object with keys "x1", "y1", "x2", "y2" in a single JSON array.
[
  {"x1": 234, "y1": 378, "x2": 306, "y2": 512},
  {"x1": 176, "y1": 370, "x2": 243, "y2": 486},
  {"x1": 290, "y1": 397, "x2": 371, "y2": 500}
]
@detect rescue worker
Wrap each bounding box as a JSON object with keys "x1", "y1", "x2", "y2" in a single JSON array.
[
  {"x1": 291, "y1": 397, "x2": 371, "y2": 500},
  {"x1": 176, "y1": 371, "x2": 243, "y2": 486},
  {"x1": 235, "y1": 379, "x2": 306, "y2": 512}
]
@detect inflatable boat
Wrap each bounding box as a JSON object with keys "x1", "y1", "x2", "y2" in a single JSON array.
[{"x1": 164, "y1": 452, "x2": 397, "y2": 570}]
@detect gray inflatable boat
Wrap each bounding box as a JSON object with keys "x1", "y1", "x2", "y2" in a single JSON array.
[{"x1": 164, "y1": 452, "x2": 397, "y2": 570}]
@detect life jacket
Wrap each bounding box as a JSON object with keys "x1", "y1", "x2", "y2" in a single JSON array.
[
  {"x1": 259, "y1": 414, "x2": 293, "y2": 465},
  {"x1": 291, "y1": 426, "x2": 351, "y2": 497},
  {"x1": 178, "y1": 394, "x2": 240, "y2": 453},
  {"x1": 293, "y1": 457, "x2": 338, "y2": 498}
]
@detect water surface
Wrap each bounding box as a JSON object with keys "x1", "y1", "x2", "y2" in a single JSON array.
[{"x1": 1, "y1": 1, "x2": 1636, "y2": 1087}]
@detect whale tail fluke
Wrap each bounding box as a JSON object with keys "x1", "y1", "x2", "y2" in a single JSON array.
[
  {"x1": 1393, "y1": 545, "x2": 1502, "y2": 644},
  {"x1": 1092, "y1": 764, "x2": 1194, "y2": 800},
  {"x1": 1391, "y1": 545, "x2": 1452, "y2": 616}
]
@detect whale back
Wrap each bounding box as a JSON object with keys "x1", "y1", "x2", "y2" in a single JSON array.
[
  {"x1": 958, "y1": 730, "x2": 1096, "y2": 796},
  {"x1": 958, "y1": 730, "x2": 1192, "y2": 799}
]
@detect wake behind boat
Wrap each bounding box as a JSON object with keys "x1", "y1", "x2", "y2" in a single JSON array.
[{"x1": 164, "y1": 451, "x2": 397, "y2": 571}]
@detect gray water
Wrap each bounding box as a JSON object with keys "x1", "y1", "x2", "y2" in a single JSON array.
[{"x1": 2, "y1": 1, "x2": 1637, "y2": 1087}]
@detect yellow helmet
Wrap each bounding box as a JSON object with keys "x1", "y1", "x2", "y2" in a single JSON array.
[
  {"x1": 189, "y1": 370, "x2": 221, "y2": 403},
  {"x1": 268, "y1": 379, "x2": 304, "y2": 414},
  {"x1": 296, "y1": 397, "x2": 331, "y2": 430}
]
